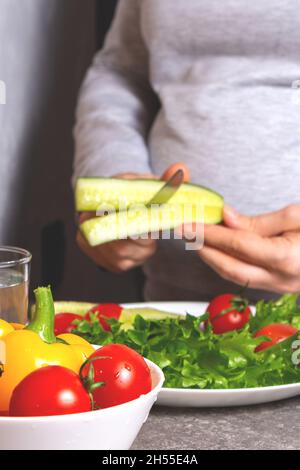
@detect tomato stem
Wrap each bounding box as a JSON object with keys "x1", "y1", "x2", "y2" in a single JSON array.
[
  {"x1": 79, "y1": 355, "x2": 112, "y2": 409},
  {"x1": 214, "y1": 296, "x2": 249, "y2": 320}
]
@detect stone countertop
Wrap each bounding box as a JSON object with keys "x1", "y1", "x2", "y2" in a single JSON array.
[{"x1": 133, "y1": 397, "x2": 300, "y2": 450}]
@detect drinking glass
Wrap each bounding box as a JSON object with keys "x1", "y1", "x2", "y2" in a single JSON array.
[{"x1": 0, "y1": 246, "x2": 32, "y2": 323}]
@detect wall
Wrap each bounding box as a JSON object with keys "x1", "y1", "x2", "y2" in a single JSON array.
[{"x1": 0, "y1": 0, "x2": 143, "y2": 303}]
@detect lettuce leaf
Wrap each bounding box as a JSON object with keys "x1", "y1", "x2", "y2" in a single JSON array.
[
  {"x1": 74, "y1": 294, "x2": 300, "y2": 389},
  {"x1": 249, "y1": 293, "x2": 300, "y2": 332}
]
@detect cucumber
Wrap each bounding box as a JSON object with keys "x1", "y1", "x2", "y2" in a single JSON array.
[
  {"x1": 31, "y1": 301, "x2": 183, "y2": 329},
  {"x1": 119, "y1": 307, "x2": 183, "y2": 330},
  {"x1": 31, "y1": 301, "x2": 96, "y2": 318},
  {"x1": 79, "y1": 203, "x2": 217, "y2": 246},
  {"x1": 76, "y1": 177, "x2": 223, "y2": 246},
  {"x1": 75, "y1": 177, "x2": 224, "y2": 213},
  {"x1": 53, "y1": 301, "x2": 96, "y2": 316}
]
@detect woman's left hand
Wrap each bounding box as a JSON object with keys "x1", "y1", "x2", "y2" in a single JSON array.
[{"x1": 189, "y1": 204, "x2": 300, "y2": 293}]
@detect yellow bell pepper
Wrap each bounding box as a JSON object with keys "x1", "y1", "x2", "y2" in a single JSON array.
[
  {"x1": 57, "y1": 333, "x2": 94, "y2": 364},
  {"x1": 0, "y1": 320, "x2": 14, "y2": 339},
  {"x1": 0, "y1": 286, "x2": 94, "y2": 413},
  {"x1": 10, "y1": 323, "x2": 25, "y2": 331}
]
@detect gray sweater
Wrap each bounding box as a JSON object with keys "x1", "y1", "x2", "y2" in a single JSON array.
[{"x1": 74, "y1": 0, "x2": 300, "y2": 302}]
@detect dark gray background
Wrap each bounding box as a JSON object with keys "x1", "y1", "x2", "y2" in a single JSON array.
[{"x1": 0, "y1": 0, "x2": 145, "y2": 303}]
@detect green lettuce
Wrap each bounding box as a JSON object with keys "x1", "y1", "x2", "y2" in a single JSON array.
[{"x1": 74, "y1": 294, "x2": 300, "y2": 389}]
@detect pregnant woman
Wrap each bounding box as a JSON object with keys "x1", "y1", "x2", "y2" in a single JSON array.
[{"x1": 73, "y1": 0, "x2": 300, "y2": 301}]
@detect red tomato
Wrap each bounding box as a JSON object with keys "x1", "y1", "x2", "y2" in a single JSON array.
[
  {"x1": 9, "y1": 366, "x2": 91, "y2": 417},
  {"x1": 85, "y1": 304, "x2": 122, "y2": 331},
  {"x1": 81, "y1": 344, "x2": 152, "y2": 409},
  {"x1": 206, "y1": 293, "x2": 251, "y2": 334},
  {"x1": 54, "y1": 313, "x2": 82, "y2": 335},
  {"x1": 254, "y1": 323, "x2": 298, "y2": 352}
]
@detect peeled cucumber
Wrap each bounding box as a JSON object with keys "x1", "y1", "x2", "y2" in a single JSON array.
[
  {"x1": 80, "y1": 204, "x2": 219, "y2": 247},
  {"x1": 30, "y1": 301, "x2": 96, "y2": 318},
  {"x1": 119, "y1": 307, "x2": 183, "y2": 330},
  {"x1": 75, "y1": 177, "x2": 224, "y2": 212},
  {"x1": 32, "y1": 301, "x2": 183, "y2": 330},
  {"x1": 53, "y1": 301, "x2": 96, "y2": 316},
  {"x1": 75, "y1": 177, "x2": 224, "y2": 246},
  {"x1": 32, "y1": 301, "x2": 183, "y2": 323}
]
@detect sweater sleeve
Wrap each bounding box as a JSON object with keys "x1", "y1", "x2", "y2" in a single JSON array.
[{"x1": 73, "y1": 0, "x2": 159, "y2": 183}]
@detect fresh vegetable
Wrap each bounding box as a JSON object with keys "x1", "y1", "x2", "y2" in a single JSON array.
[
  {"x1": 54, "y1": 313, "x2": 82, "y2": 335},
  {"x1": 85, "y1": 304, "x2": 123, "y2": 332},
  {"x1": 249, "y1": 293, "x2": 300, "y2": 332},
  {"x1": 9, "y1": 366, "x2": 91, "y2": 417},
  {"x1": 119, "y1": 307, "x2": 182, "y2": 327},
  {"x1": 31, "y1": 301, "x2": 95, "y2": 319},
  {"x1": 80, "y1": 204, "x2": 204, "y2": 247},
  {"x1": 54, "y1": 301, "x2": 95, "y2": 316},
  {"x1": 75, "y1": 177, "x2": 224, "y2": 214},
  {"x1": 57, "y1": 333, "x2": 94, "y2": 347},
  {"x1": 0, "y1": 287, "x2": 94, "y2": 413},
  {"x1": 80, "y1": 344, "x2": 152, "y2": 409},
  {"x1": 35, "y1": 301, "x2": 183, "y2": 333},
  {"x1": 76, "y1": 177, "x2": 223, "y2": 246},
  {"x1": 84, "y1": 305, "x2": 181, "y2": 332},
  {"x1": 206, "y1": 293, "x2": 251, "y2": 334},
  {"x1": 74, "y1": 306, "x2": 183, "y2": 334},
  {"x1": 10, "y1": 323, "x2": 25, "y2": 331},
  {"x1": 254, "y1": 323, "x2": 298, "y2": 352},
  {"x1": 75, "y1": 294, "x2": 300, "y2": 390},
  {"x1": 0, "y1": 320, "x2": 14, "y2": 339}
]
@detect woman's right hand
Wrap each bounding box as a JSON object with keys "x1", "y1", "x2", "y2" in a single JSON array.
[{"x1": 76, "y1": 164, "x2": 190, "y2": 273}]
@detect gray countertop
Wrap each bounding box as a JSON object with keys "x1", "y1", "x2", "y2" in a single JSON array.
[{"x1": 133, "y1": 397, "x2": 300, "y2": 450}]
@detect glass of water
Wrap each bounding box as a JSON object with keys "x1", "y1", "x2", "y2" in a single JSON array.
[{"x1": 0, "y1": 247, "x2": 32, "y2": 323}]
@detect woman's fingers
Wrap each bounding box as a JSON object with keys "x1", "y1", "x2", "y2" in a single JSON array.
[
  {"x1": 78, "y1": 212, "x2": 96, "y2": 224},
  {"x1": 161, "y1": 162, "x2": 190, "y2": 182},
  {"x1": 76, "y1": 164, "x2": 191, "y2": 273},
  {"x1": 114, "y1": 172, "x2": 159, "y2": 180},
  {"x1": 76, "y1": 231, "x2": 118, "y2": 272},
  {"x1": 76, "y1": 231, "x2": 157, "y2": 273},
  {"x1": 203, "y1": 224, "x2": 288, "y2": 270},
  {"x1": 198, "y1": 245, "x2": 276, "y2": 291},
  {"x1": 224, "y1": 204, "x2": 300, "y2": 237}
]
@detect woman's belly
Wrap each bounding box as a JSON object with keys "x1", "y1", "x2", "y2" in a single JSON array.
[
  {"x1": 149, "y1": 74, "x2": 300, "y2": 215},
  {"x1": 146, "y1": 70, "x2": 300, "y2": 300}
]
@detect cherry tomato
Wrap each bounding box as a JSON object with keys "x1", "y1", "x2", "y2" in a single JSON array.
[
  {"x1": 85, "y1": 304, "x2": 122, "y2": 331},
  {"x1": 206, "y1": 293, "x2": 251, "y2": 334},
  {"x1": 254, "y1": 323, "x2": 298, "y2": 352},
  {"x1": 9, "y1": 366, "x2": 91, "y2": 417},
  {"x1": 54, "y1": 313, "x2": 82, "y2": 335},
  {"x1": 81, "y1": 344, "x2": 152, "y2": 409}
]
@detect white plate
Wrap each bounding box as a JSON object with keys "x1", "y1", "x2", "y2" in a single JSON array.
[{"x1": 121, "y1": 301, "x2": 300, "y2": 407}]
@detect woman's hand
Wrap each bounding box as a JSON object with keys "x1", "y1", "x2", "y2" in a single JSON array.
[
  {"x1": 190, "y1": 204, "x2": 300, "y2": 293},
  {"x1": 76, "y1": 163, "x2": 190, "y2": 273}
]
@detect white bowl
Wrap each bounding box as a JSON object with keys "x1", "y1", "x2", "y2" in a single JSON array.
[{"x1": 0, "y1": 359, "x2": 164, "y2": 450}]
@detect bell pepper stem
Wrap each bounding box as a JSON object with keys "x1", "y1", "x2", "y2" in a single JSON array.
[{"x1": 26, "y1": 286, "x2": 56, "y2": 344}]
